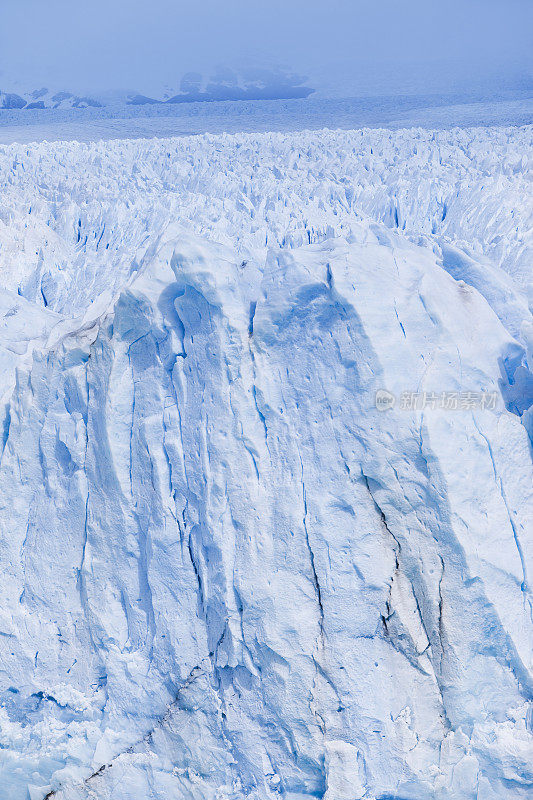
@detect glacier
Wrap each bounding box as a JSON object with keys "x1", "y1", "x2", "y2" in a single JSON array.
[{"x1": 0, "y1": 126, "x2": 531, "y2": 800}]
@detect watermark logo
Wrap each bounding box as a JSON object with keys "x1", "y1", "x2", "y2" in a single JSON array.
[
  {"x1": 375, "y1": 389, "x2": 396, "y2": 412},
  {"x1": 375, "y1": 390, "x2": 499, "y2": 412}
]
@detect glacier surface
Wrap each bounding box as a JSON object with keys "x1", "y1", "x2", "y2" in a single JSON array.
[{"x1": 0, "y1": 126, "x2": 531, "y2": 799}]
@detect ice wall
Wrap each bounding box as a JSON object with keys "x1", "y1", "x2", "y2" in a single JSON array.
[{"x1": 0, "y1": 128, "x2": 531, "y2": 799}]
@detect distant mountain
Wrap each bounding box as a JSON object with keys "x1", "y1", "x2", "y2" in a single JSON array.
[
  {"x1": 0, "y1": 87, "x2": 103, "y2": 110},
  {"x1": 131, "y1": 67, "x2": 314, "y2": 105},
  {"x1": 0, "y1": 67, "x2": 314, "y2": 111}
]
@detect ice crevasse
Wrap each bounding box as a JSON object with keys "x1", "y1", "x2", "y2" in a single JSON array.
[{"x1": 0, "y1": 128, "x2": 531, "y2": 799}]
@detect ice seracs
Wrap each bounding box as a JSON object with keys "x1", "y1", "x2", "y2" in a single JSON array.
[{"x1": 0, "y1": 126, "x2": 531, "y2": 799}]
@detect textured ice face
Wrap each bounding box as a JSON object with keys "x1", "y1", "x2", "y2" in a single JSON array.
[{"x1": 0, "y1": 128, "x2": 531, "y2": 799}]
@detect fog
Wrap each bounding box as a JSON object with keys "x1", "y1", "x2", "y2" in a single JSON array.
[{"x1": 1, "y1": 0, "x2": 531, "y2": 97}]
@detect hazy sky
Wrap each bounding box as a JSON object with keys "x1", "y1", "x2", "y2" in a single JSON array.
[{"x1": 1, "y1": 0, "x2": 531, "y2": 96}]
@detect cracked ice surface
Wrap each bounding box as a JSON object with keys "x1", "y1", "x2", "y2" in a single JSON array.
[{"x1": 0, "y1": 126, "x2": 531, "y2": 799}]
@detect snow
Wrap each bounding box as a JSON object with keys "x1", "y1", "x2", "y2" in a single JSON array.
[
  {"x1": 0, "y1": 124, "x2": 531, "y2": 799},
  {"x1": 0, "y1": 93, "x2": 531, "y2": 145}
]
